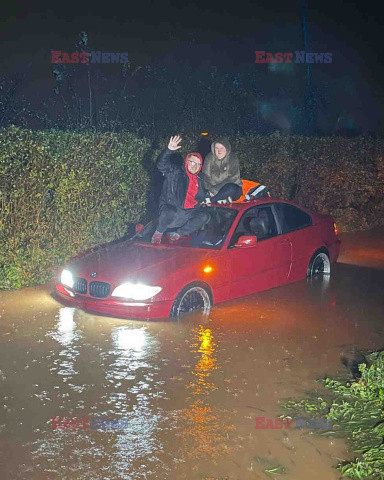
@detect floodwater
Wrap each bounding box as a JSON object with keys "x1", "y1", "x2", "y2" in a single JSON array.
[{"x1": 1, "y1": 228, "x2": 384, "y2": 480}]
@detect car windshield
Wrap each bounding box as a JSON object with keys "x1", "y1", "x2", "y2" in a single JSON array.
[{"x1": 134, "y1": 207, "x2": 238, "y2": 249}]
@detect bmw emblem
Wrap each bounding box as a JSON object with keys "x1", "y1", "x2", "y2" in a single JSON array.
[{"x1": 90, "y1": 272, "x2": 97, "y2": 278}]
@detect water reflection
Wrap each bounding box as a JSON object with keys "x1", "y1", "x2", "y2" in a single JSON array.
[
  {"x1": 192, "y1": 326, "x2": 218, "y2": 395},
  {"x1": 35, "y1": 322, "x2": 168, "y2": 479},
  {"x1": 180, "y1": 324, "x2": 233, "y2": 460},
  {"x1": 101, "y1": 326, "x2": 166, "y2": 477},
  {"x1": 106, "y1": 326, "x2": 150, "y2": 383},
  {"x1": 56, "y1": 307, "x2": 76, "y2": 346},
  {"x1": 46, "y1": 307, "x2": 81, "y2": 385},
  {"x1": 306, "y1": 273, "x2": 331, "y2": 298},
  {"x1": 111, "y1": 326, "x2": 146, "y2": 355}
]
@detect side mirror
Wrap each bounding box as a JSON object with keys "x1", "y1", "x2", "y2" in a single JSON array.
[
  {"x1": 135, "y1": 224, "x2": 144, "y2": 234},
  {"x1": 234, "y1": 235, "x2": 258, "y2": 248}
]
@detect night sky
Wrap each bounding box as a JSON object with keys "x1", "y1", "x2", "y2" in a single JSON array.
[{"x1": 1, "y1": 0, "x2": 383, "y2": 132}]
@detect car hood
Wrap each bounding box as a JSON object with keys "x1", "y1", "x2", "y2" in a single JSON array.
[{"x1": 70, "y1": 241, "x2": 215, "y2": 284}]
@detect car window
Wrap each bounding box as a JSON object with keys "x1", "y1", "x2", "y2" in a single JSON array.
[
  {"x1": 276, "y1": 203, "x2": 312, "y2": 233},
  {"x1": 229, "y1": 205, "x2": 278, "y2": 246}
]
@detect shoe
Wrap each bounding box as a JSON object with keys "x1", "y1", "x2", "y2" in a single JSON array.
[
  {"x1": 169, "y1": 232, "x2": 181, "y2": 241},
  {"x1": 249, "y1": 185, "x2": 267, "y2": 199},
  {"x1": 201, "y1": 197, "x2": 211, "y2": 206},
  {"x1": 151, "y1": 232, "x2": 163, "y2": 244},
  {"x1": 245, "y1": 194, "x2": 251, "y2": 201},
  {"x1": 227, "y1": 196, "x2": 232, "y2": 204}
]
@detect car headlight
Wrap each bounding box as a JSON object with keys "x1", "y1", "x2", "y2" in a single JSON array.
[
  {"x1": 111, "y1": 283, "x2": 162, "y2": 300},
  {"x1": 61, "y1": 269, "x2": 74, "y2": 289}
]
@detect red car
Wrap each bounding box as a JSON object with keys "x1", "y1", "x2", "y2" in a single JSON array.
[{"x1": 54, "y1": 198, "x2": 340, "y2": 319}]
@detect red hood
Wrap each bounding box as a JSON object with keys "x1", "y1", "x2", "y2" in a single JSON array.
[
  {"x1": 184, "y1": 152, "x2": 203, "y2": 175},
  {"x1": 69, "y1": 241, "x2": 214, "y2": 285}
]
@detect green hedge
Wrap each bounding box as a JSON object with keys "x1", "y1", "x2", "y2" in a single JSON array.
[
  {"x1": 0, "y1": 126, "x2": 151, "y2": 289},
  {"x1": 1, "y1": 127, "x2": 383, "y2": 289}
]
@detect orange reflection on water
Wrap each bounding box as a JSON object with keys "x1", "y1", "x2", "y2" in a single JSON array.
[
  {"x1": 179, "y1": 325, "x2": 234, "y2": 461},
  {"x1": 192, "y1": 326, "x2": 218, "y2": 395},
  {"x1": 180, "y1": 398, "x2": 232, "y2": 458}
]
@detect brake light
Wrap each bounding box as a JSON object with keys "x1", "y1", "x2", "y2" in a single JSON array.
[{"x1": 333, "y1": 222, "x2": 338, "y2": 236}]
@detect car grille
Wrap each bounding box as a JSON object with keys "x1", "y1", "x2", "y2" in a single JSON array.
[
  {"x1": 74, "y1": 277, "x2": 87, "y2": 294},
  {"x1": 89, "y1": 281, "x2": 111, "y2": 298}
]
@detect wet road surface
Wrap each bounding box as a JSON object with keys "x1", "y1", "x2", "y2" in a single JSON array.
[{"x1": 0, "y1": 228, "x2": 384, "y2": 479}]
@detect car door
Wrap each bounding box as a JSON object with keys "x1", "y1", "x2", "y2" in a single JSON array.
[
  {"x1": 227, "y1": 205, "x2": 291, "y2": 299},
  {"x1": 274, "y1": 203, "x2": 315, "y2": 282}
]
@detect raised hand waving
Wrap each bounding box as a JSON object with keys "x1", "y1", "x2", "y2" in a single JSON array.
[{"x1": 168, "y1": 135, "x2": 182, "y2": 151}]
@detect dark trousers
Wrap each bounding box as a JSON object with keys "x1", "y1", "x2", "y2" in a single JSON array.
[
  {"x1": 210, "y1": 183, "x2": 242, "y2": 202},
  {"x1": 157, "y1": 205, "x2": 210, "y2": 236}
]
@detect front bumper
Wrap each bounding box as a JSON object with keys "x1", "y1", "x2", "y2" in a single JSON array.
[{"x1": 54, "y1": 284, "x2": 173, "y2": 319}]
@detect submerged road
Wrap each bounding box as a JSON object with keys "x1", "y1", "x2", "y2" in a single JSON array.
[{"x1": 0, "y1": 228, "x2": 384, "y2": 479}]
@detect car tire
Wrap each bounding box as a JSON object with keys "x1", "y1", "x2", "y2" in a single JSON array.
[
  {"x1": 307, "y1": 250, "x2": 331, "y2": 277},
  {"x1": 170, "y1": 282, "x2": 212, "y2": 319}
]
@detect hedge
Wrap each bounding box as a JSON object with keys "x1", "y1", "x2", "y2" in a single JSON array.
[
  {"x1": 1, "y1": 127, "x2": 383, "y2": 289},
  {"x1": 0, "y1": 126, "x2": 151, "y2": 288}
]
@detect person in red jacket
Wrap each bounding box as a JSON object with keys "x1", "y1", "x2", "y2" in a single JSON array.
[{"x1": 151, "y1": 135, "x2": 209, "y2": 244}]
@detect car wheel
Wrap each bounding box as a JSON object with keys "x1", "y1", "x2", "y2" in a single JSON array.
[
  {"x1": 170, "y1": 282, "x2": 212, "y2": 319},
  {"x1": 307, "y1": 250, "x2": 331, "y2": 277}
]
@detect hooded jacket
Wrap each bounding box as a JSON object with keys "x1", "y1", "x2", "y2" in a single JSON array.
[
  {"x1": 202, "y1": 137, "x2": 242, "y2": 196},
  {"x1": 157, "y1": 148, "x2": 207, "y2": 210}
]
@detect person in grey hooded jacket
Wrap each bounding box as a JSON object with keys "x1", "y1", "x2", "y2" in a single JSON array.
[{"x1": 202, "y1": 137, "x2": 243, "y2": 203}]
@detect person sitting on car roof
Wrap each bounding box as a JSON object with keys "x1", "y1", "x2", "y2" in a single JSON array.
[
  {"x1": 202, "y1": 136, "x2": 243, "y2": 204},
  {"x1": 202, "y1": 139, "x2": 275, "y2": 204},
  {"x1": 151, "y1": 135, "x2": 210, "y2": 244}
]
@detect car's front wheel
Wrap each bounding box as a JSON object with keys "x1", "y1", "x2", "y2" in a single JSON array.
[
  {"x1": 307, "y1": 250, "x2": 331, "y2": 277},
  {"x1": 170, "y1": 282, "x2": 212, "y2": 319}
]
